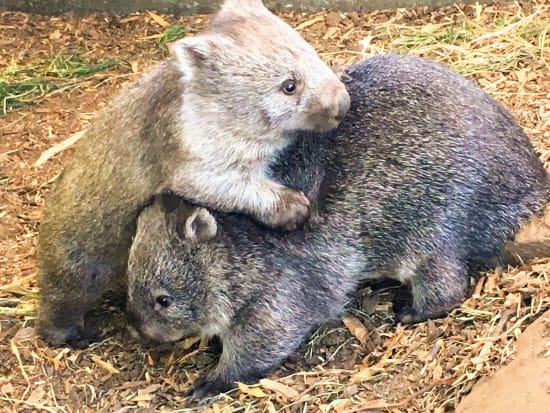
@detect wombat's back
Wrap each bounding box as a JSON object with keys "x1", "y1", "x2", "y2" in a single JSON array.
[
  {"x1": 298, "y1": 54, "x2": 548, "y2": 321},
  {"x1": 322, "y1": 54, "x2": 548, "y2": 272}
]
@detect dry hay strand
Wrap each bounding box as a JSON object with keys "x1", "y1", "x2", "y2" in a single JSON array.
[{"x1": 1, "y1": 1, "x2": 550, "y2": 412}]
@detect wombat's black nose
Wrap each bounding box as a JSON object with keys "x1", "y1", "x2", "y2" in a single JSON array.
[{"x1": 337, "y1": 94, "x2": 350, "y2": 121}]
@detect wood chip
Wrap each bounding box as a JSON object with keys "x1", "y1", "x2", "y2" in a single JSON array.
[
  {"x1": 295, "y1": 16, "x2": 325, "y2": 31},
  {"x1": 260, "y1": 378, "x2": 300, "y2": 400},
  {"x1": 34, "y1": 130, "x2": 86, "y2": 167},
  {"x1": 342, "y1": 316, "x2": 370, "y2": 346},
  {"x1": 146, "y1": 10, "x2": 171, "y2": 27},
  {"x1": 91, "y1": 355, "x2": 120, "y2": 374},
  {"x1": 237, "y1": 382, "x2": 267, "y2": 398}
]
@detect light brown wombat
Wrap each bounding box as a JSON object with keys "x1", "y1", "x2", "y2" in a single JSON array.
[
  {"x1": 36, "y1": 0, "x2": 349, "y2": 346},
  {"x1": 126, "y1": 54, "x2": 549, "y2": 399}
]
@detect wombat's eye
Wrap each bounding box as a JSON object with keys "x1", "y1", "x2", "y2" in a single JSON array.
[
  {"x1": 281, "y1": 79, "x2": 297, "y2": 95},
  {"x1": 156, "y1": 295, "x2": 173, "y2": 308}
]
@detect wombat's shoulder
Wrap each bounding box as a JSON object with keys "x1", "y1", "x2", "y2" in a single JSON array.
[
  {"x1": 344, "y1": 53, "x2": 494, "y2": 111},
  {"x1": 105, "y1": 59, "x2": 184, "y2": 113},
  {"x1": 346, "y1": 54, "x2": 468, "y2": 86}
]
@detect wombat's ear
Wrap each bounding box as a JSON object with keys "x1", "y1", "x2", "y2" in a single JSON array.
[
  {"x1": 173, "y1": 208, "x2": 217, "y2": 242},
  {"x1": 170, "y1": 36, "x2": 212, "y2": 70}
]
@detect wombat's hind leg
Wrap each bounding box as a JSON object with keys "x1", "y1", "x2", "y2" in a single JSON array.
[{"x1": 397, "y1": 254, "x2": 468, "y2": 324}]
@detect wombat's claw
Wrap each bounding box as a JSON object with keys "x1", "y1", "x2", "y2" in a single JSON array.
[{"x1": 264, "y1": 189, "x2": 311, "y2": 231}]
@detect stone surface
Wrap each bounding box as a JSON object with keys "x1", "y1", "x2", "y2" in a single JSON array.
[{"x1": 457, "y1": 309, "x2": 550, "y2": 413}]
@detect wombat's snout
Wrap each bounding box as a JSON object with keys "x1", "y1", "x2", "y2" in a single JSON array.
[
  {"x1": 309, "y1": 86, "x2": 350, "y2": 132},
  {"x1": 125, "y1": 307, "x2": 160, "y2": 342},
  {"x1": 326, "y1": 85, "x2": 350, "y2": 123}
]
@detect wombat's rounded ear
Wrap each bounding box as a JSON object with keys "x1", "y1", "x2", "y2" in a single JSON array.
[
  {"x1": 175, "y1": 208, "x2": 217, "y2": 242},
  {"x1": 171, "y1": 36, "x2": 212, "y2": 68}
]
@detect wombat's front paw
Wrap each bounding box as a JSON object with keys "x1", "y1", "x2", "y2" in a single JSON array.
[
  {"x1": 37, "y1": 317, "x2": 99, "y2": 348},
  {"x1": 261, "y1": 188, "x2": 310, "y2": 231},
  {"x1": 186, "y1": 374, "x2": 233, "y2": 403}
]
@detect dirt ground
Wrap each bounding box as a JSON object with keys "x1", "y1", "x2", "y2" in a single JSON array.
[{"x1": 1, "y1": 1, "x2": 550, "y2": 412}]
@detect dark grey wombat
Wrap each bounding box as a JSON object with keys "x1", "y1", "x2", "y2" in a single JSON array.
[{"x1": 126, "y1": 53, "x2": 549, "y2": 397}]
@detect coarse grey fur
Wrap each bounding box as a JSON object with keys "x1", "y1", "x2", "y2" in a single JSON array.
[
  {"x1": 126, "y1": 54, "x2": 549, "y2": 398},
  {"x1": 36, "y1": 0, "x2": 350, "y2": 346}
]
